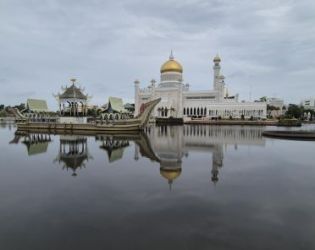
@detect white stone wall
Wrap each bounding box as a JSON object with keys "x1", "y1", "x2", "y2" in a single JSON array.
[
  {"x1": 135, "y1": 56, "x2": 267, "y2": 119},
  {"x1": 182, "y1": 101, "x2": 266, "y2": 119}
]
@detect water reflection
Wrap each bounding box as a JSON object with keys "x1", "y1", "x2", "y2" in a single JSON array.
[
  {"x1": 11, "y1": 125, "x2": 265, "y2": 185},
  {"x1": 10, "y1": 133, "x2": 52, "y2": 156},
  {"x1": 54, "y1": 135, "x2": 92, "y2": 176},
  {"x1": 3, "y1": 124, "x2": 315, "y2": 249},
  {"x1": 0, "y1": 121, "x2": 15, "y2": 130},
  {"x1": 97, "y1": 135, "x2": 130, "y2": 163},
  {"x1": 145, "y1": 125, "x2": 265, "y2": 186}
]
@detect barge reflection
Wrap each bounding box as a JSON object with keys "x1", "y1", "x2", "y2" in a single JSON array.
[
  {"x1": 12, "y1": 125, "x2": 265, "y2": 183},
  {"x1": 54, "y1": 135, "x2": 92, "y2": 176}
]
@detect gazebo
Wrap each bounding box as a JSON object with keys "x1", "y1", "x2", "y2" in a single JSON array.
[{"x1": 55, "y1": 78, "x2": 90, "y2": 117}]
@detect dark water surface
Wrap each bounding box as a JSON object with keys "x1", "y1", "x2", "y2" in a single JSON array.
[{"x1": 0, "y1": 123, "x2": 315, "y2": 250}]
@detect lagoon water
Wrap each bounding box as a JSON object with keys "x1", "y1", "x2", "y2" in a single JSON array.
[{"x1": 0, "y1": 123, "x2": 315, "y2": 250}]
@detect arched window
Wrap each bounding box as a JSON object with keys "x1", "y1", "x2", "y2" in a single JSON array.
[
  {"x1": 197, "y1": 107, "x2": 200, "y2": 116},
  {"x1": 183, "y1": 108, "x2": 186, "y2": 115},
  {"x1": 194, "y1": 108, "x2": 196, "y2": 116},
  {"x1": 204, "y1": 108, "x2": 207, "y2": 116}
]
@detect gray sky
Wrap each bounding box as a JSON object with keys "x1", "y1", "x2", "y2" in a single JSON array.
[{"x1": 1, "y1": 0, "x2": 314, "y2": 109}]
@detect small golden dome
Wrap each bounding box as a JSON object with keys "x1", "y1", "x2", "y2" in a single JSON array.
[
  {"x1": 160, "y1": 52, "x2": 183, "y2": 73},
  {"x1": 213, "y1": 54, "x2": 221, "y2": 62},
  {"x1": 160, "y1": 167, "x2": 182, "y2": 181}
]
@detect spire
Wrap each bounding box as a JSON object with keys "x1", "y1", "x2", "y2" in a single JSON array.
[
  {"x1": 169, "y1": 50, "x2": 174, "y2": 60},
  {"x1": 70, "y1": 78, "x2": 77, "y2": 85},
  {"x1": 168, "y1": 180, "x2": 173, "y2": 191}
]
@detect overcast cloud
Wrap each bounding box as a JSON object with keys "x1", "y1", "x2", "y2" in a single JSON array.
[{"x1": 0, "y1": 0, "x2": 314, "y2": 109}]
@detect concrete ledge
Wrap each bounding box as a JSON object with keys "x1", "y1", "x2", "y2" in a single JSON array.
[{"x1": 184, "y1": 120, "x2": 278, "y2": 126}]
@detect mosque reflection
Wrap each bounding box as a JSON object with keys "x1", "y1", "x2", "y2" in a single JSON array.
[
  {"x1": 141, "y1": 125, "x2": 265, "y2": 187},
  {"x1": 12, "y1": 125, "x2": 265, "y2": 186}
]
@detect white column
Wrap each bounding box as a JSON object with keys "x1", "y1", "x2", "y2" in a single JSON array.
[{"x1": 134, "y1": 80, "x2": 140, "y2": 116}]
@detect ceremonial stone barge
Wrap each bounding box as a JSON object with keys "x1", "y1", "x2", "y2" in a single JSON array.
[{"x1": 15, "y1": 79, "x2": 160, "y2": 133}]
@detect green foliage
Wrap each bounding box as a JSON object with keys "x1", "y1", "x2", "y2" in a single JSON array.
[
  {"x1": 260, "y1": 96, "x2": 267, "y2": 102},
  {"x1": 285, "y1": 104, "x2": 303, "y2": 119},
  {"x1": 14, "y1": 103, "x2": 25, "y2": 111},
  {"x1": 267, "y1": 104, "x2": 280, "y2": 111},
  {"x1": 87, "y1": 108, "x2": 98, "y2": 117},
  {"x1": 278, "y1": 118, "x2": 302, "y2": 127},
  {"x1": 0, "y1": 104, "x2": 4, "y2": 110},
  {"x1": 0, "y1": 110, "x2": 6, "y2": 117}
]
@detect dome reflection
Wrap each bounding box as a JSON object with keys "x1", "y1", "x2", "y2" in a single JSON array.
[{"x1": 12, "y1": 125, "x2": 265, "y2": 185}]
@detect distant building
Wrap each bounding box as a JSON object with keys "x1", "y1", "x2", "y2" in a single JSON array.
[
  {"x1": 301, "y1": 98, "x2": 315, "y2": 110},
  {"x1": 266, "y1": 97, "x2": 285, "y2": 118},
  {"x1": 266, "y1": 97, "x2": 284, "y2": 109},
  {"x1": 134, "y1": 52, "x2": 267, "y2": 120}
]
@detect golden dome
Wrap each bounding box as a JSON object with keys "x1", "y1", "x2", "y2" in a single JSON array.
[
  {"x1": 160, "y1": 168, "x2": 182, "y2": 181},
  {"x1": 213, "y1": 54, "x2": 221, "y2": 62},
  {"x1": 160, "y1": 52, "x2": 183, "y2": 73}
]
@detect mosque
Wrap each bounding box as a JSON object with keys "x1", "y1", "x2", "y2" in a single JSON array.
[{"x1": 134, "y1": 52, "x2": 267, "y2": 120}]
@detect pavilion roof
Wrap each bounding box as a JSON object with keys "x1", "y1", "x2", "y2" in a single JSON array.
[
  {"x1": 26, "y1": 99, "x2": 49, "y2": 112},
  {"x1": 59, "y1": 154, "x2": 88, "y2": 169},
  {"x1": 59, "y1": 84, "x2": 87, "y2": 100},
  {"x1": 106, "y1": 97, "x2": 128, "y2": 113}
]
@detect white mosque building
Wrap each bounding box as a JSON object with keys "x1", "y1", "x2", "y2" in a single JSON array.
[{"x1": 134, "y1": 52, "x2": 266, "y2": 120}]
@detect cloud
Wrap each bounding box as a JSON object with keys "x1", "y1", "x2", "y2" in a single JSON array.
[{"x1": 0, "y1": 0, "x2": 314, "y2": 108}]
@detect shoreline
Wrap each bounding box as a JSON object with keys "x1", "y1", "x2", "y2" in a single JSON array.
[
  {"x1": 263, "y1": 130, "x2": 315, "y2": 140},
  {"x1": 184, "y1": 120, "x2": 278, "y2": 126}
]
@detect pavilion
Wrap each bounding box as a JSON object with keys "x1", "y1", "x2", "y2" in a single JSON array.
[
  {"x1": 101, "y1": 97, "x2": 130, "y2": 120},
  {"x1": 55, "y1": 78, "x2": 90, "y2": 118}
]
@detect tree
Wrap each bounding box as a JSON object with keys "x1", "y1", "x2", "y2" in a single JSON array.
[
  {"x1": 0, "y1": 104, "x2": 4, "y2": 110},
  {"x1": 14, "y1": 103, "x2": 25, "y2": 111},
  {"x1": 285, "y1": 104, "x2": 304, "y2": 119},
  {"x1": 260, "y1": 96, "x2": 267, "y2": 102},
  {"x1": 267, "y1": 105, "x2": 280, "y2": 111}
]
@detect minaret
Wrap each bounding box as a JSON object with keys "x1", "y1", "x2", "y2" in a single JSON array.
[
  {"x1": 213, "y1": 54, "x2": 221, "y2": 90},
  {"x1": 134, "y1": 80, "x2": 140, "y2": 116}
]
